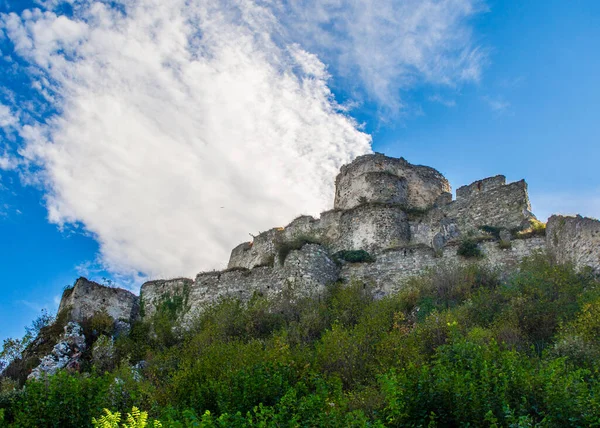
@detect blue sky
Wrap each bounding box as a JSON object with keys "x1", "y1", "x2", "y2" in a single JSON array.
[{"x1": 1, "y1": 0, "x2": 599, "y2": 343}]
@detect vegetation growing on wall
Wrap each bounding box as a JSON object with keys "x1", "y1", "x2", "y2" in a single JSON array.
[
  {"x1": 2, "y1": 254, "x2": 600, "y2": 426},
  {"x1": 333, "y1": 250, "x2": 375, "y2": 264},
  {"x1": 515, "y1": 218, "x2": 547, "y2": 239},
  {"x1": 456, "y1": 238, "x2": 484, "y2": 259}
]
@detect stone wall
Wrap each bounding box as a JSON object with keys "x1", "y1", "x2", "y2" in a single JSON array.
[
  {"x1": 456, "y1": 175, "x2": 507, "y2": 200},
  {"x1": 142, "y1": 244, "x2": 339, "y2": 323},
  {"x1": 340, "y1": 236, "x2": 546, "y2": 296},
  {"x1": 334, "y1": 154, "x2": 451, "y2": 211},
  {"x1": 140, "y1": 277, "x2": 193, "y2": 319},
  {"x1": 58, "y1": 278, "x2": 139, "y2": 324},
  {"x1": 333, "y1": 204, "x2": 410, "y2": 253},
  {"x1": 80, "y1": 154, "x2": 597, "y2": 330},
  {"x1": 442, "y1": 179, "x2": 535, "y2": 232},
  {"x1": 546, "y1": 215, "x2": 600, "y2": 274}
]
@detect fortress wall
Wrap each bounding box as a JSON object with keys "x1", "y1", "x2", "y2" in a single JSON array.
[
  {"x1": 456, "y1": 175, "x2": 507, "y2": 200},
  {"x1": 334, "y1": 154, "x2": 450, "y2": 211},
  {"x1": 143, "y1": 244, "x2": 338, "y2": 323},
  {"x1": 140, "y1": 277, "x2": 193, "y2": 319},
  {"x1": 441, "y1": 180, "x2": 535, "y2": 232},
  {"x1": 340, "y1": 236, "x2": 546, "y2": 296},
  {"x1": 227, "y1": 227, "x2": 283, "y2": 269},
  {"x1": 59, "y1": 278, "x2": 139, "y2": 323},
  {"x1": 547, "y1": 215, "x2": 600, "y2": 274},
  {"x1": 333, "y1": 204, "x2": 410, "y2": 253}
]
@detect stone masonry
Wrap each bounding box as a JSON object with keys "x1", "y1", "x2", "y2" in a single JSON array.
[{"x1": 56, "y1": 154, "x2": 600, "y2": 325}]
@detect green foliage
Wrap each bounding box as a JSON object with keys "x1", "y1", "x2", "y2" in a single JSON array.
[
  {"x1": 333, "y1": 250, "x2": 375, "y2": 264},
  {"x1": 92, "y1": 407, "x2": 162, "y2": 428},
  {"x1": 457, "y1": 238, "x2": 484, "y2": 258},
  {"x1": 515, "y1": 218, "x2": 547, "y2": 239},
  {"x1": 3, "y1": 255, "x2": 600, "y2": 427}
]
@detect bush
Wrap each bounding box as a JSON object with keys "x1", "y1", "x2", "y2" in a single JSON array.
[
  {"x1": 333, "y1": 250, "x2": 375, "y2": 264},
  {"x1": 515, "y1": 218, "x2": 547, "y2": 239},
  {"x1": 457, "y1": 238, "x2": 483, "y2": 259},
  {"x1": 3, "y1": 253, "x2": 600, "y2": 426}
]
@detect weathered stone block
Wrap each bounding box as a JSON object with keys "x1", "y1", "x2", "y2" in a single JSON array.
[
  {"x1": 334, "y1": 154, "x2": 450, "y2": 211},
  {"x1": 456, "y1": 175, "x2": 506, "y2": 200},
  {"x1": 547, "y1": 215, "x2": 600, "y2": 274},
  {"x1": 58, "y1": 278, "x2": 139, "y2": 324},
  {"x1": 335, "y1": 204, "x2": 410, "y2": 253}
]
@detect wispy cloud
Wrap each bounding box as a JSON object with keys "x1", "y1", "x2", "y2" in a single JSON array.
[
  {"x1": 282, "y1": 0, "x2": 487, "y2": 111},
  {"x1": 483, "y1": 95, "x2": 511, "y2": 114},
  {"x1": 0, "y1": 0, "x2": 487, "y2": 281},
  {"x1": 428, "y1": 94, "x2": 457, "y2": 107}
]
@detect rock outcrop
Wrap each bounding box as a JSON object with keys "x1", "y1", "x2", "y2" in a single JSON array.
[
  {"x1": 28, "y1": 322, "x2": 86, "y2": 380},
  {"x1": 59, "y1": 277, "x2": 139, "y2": 325}
]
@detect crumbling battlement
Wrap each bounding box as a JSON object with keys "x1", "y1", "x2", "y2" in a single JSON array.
[
  {"x1": 334, "y1": 154, "x2": 451, "y2": 211},
  {"x1": 456, "y1": 175, "x2": 507, "y2": 200},
  {"x1": 142, "y1": 244, "x2": 339, "y2": 322},
  {"x1": 227, "y1": 159, "x2": 536, "y2": 271}
]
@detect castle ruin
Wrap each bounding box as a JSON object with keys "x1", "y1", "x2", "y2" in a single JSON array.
[{"x1": 58, "y1": 154, "x2": 600, "y2": 325}]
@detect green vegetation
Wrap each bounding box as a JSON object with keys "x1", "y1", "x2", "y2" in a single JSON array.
[
  {"x1": 456, "y1": 238, "x2": 484, "y2": 258},
  {"x1": 2, "y1": 254, "x2": 600, "y2": 426},
  {"x1": 333, "y1": 250, "x2": 375, "y2": 264},
  {"x1": 515, "y1": 218, "x2": 547, "y2": 239}
]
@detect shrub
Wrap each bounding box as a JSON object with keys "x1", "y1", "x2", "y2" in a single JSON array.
[
  {"x1": 333, "y1": 250, "x2": 375, "y2": 264},
  {"x1": 515, "y1": 218, "x2": 547, "y2": 239},
  {"x1": 457, "y1": 238, "x2": 483, "y2": 259}
]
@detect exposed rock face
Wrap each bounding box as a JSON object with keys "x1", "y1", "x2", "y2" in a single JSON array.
[
  {"x1": 59, "y1": 277, "x2": 139, "y2": 324},
  {"x1": 546, "y1": 215, "x2": 600, "y2": 274},
  {"x1": 28, "y1": 322, "x2": 86, "y2": 380}
]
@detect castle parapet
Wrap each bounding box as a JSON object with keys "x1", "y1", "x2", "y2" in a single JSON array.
[{"x1": 456, "y1": 175, "x2": 506, "y2": 200}]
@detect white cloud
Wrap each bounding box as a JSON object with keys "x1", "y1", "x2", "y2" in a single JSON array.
[
  {"x1": 0, "y1": 103, "x2": 16, "y2": 128},
  {"x1": 1, "y1": 0, "x2": 487, "y2": 281},
  {"x1": 2, "y1": 0, "x2": 371, "y2": 279},
  {"x1": 281, "y1": 0, "x2": 487, "y2": 110}
]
